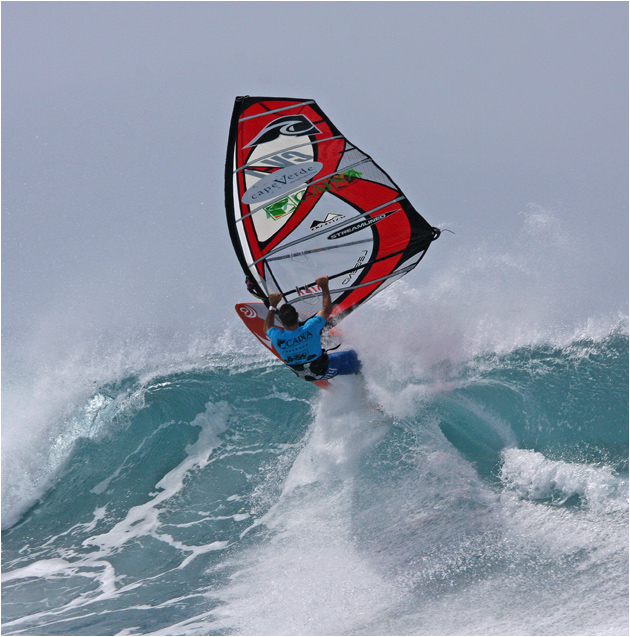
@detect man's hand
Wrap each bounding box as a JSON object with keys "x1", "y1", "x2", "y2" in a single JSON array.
[
  {"x1": 316, "y1": 275, "x2": 332, "y2": 320},
  {"x1": 264, "y1": 293, "x2": 282, "y2": 334}
]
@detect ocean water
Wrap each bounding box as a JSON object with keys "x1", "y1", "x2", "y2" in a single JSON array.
[{"x1": 2, "y1": 307, "x2": 627, "y2": 635}]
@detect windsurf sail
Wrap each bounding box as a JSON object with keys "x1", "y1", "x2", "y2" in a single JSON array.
[{"x1": 225, "y1": 95, "x2": 440, "y2": 325}]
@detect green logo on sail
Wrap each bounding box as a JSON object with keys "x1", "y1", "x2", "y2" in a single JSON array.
[
  {"x1": 265, "y1": 191, "x2": 305, "y2": 220},
  {"x1": 263, "y1": 169, "x2": 362, "y2": 219},
  {"x1": 303, "y1": 169, "x2": 363, "y2": 201}
]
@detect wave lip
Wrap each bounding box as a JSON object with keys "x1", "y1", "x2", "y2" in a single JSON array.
[{"x1": 500, "y1": 448, "x2": 627, "y2": 511}]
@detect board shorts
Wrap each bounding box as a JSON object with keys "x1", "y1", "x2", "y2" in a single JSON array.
[{"x1": 289, "y1": 349, "x2": 361, "y2": 382}]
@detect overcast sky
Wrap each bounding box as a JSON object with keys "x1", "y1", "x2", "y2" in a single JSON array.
[{"x1": 2, "y1": 2, "x2": 628, "y2": 354}]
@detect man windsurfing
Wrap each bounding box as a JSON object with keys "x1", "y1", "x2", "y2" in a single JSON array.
[{"x1": 264, "y1": 276, "x2": 361, "y2": 383}]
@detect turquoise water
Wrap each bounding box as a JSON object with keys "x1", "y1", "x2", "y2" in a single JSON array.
[{"x1": 2, "y1": 325, "x2": 628, "y2": 635}]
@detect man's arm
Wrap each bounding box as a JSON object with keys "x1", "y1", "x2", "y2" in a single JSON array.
[
  {"x1": 264, "y1": 293, "x2": 282, "y2": 333},
  {"x1": 316, "y1": 276, "x2": 332, "y2": 320}
]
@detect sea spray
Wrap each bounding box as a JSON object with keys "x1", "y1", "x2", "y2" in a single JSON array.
[{"x1": 211, "y1": 376, "x2": 404, "y2": 636}]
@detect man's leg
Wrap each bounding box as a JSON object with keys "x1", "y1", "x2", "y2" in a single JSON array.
[{"x1": 326, "y1": 350, "x2": 362, "y2": 377}]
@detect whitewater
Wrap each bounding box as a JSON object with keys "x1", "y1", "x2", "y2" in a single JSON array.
[{"x1": 2, "y1": 215, "x2": 628, "y2": 636}]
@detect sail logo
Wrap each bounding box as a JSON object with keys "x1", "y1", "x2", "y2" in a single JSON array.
[
  {"x1": 265, "y1": 192, "x2": 304, "y2": 220},
  {"x1": 239, "y1": 305, "x2": 257, "y2": 319},
  {"x1": 327, "y1": 210, "x2": 396, "y2": 240},
  {"x1": 242, "y1": 162, "x2": 323, "y2": 205},
  {"x1": 303, "y1": 170, "x2": 363, "y2": 201},
  {"x1": 244, "y1": 115, "x2": 322, "y2": 148},
  {"x1": 310, "y1": 213, "x2": 344, "y2": 231},
  {"x1": 298, "y1": 285, "x2": 320, "y2": 296},
  {"x1": 342, "y1": 250, "x2": 369, "y2": 285},
  {"x1": 257, "y1": 151, "x2": 312, "y2": 168}
]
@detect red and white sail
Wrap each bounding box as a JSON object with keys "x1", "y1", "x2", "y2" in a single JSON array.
[{"x1": 225, "y1": 96, "x2": 440, "y2": 325}]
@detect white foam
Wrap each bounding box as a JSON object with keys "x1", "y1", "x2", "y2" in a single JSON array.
[
  {"x1": 2, "y1": 556, "x2": 118, "y2": 608},
  {"x1": 83, "y1": 401, "x2": 231, "y2": 554},
  {"x1": 2, "y1": 401, "x2": 236, "y2": 632},
  {"x1": 281, "y1": 375, "x2": 387, "y2": 493},
  {"x1": 1, "y1": 558, "x2": 73, "y2": 583},
  {"x1": 500, "y1": 447, "x2": 627, "y2": 512},
  {"x1": 212, "y1": 525, "x2": 405, "y2": 636},
  {"x1": 204, "y1": 376, "x2": 408, "y2": 635}
]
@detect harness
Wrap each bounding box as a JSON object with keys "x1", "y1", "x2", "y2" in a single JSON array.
[
  {"x1": 286, "y1": 337, "x2": 343, "y2": 382},
  {"x1": 287, "y1": 350, "x2": 329, "y2": 382}
]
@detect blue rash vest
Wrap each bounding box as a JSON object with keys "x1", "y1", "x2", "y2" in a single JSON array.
[{"x1": 267, "y1": 315, "x2": 326, "y2": 366}]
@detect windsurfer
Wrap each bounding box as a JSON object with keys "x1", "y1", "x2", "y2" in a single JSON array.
[{"x1": 264, "y1": 276, "x2": 361, "y2": 382}]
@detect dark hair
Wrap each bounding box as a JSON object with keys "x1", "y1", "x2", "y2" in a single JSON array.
[{"x1": 278, "y1": 303, "x2": 299, "y2": 326}]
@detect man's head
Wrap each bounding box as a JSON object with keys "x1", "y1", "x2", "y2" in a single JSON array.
[{"x1": 278, "y1": 303, "x2": 299, "y2": 328}]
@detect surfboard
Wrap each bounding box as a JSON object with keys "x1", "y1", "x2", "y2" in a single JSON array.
[{"x1": 235, "y1": 302, "x2": 331, "y2": 389}]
